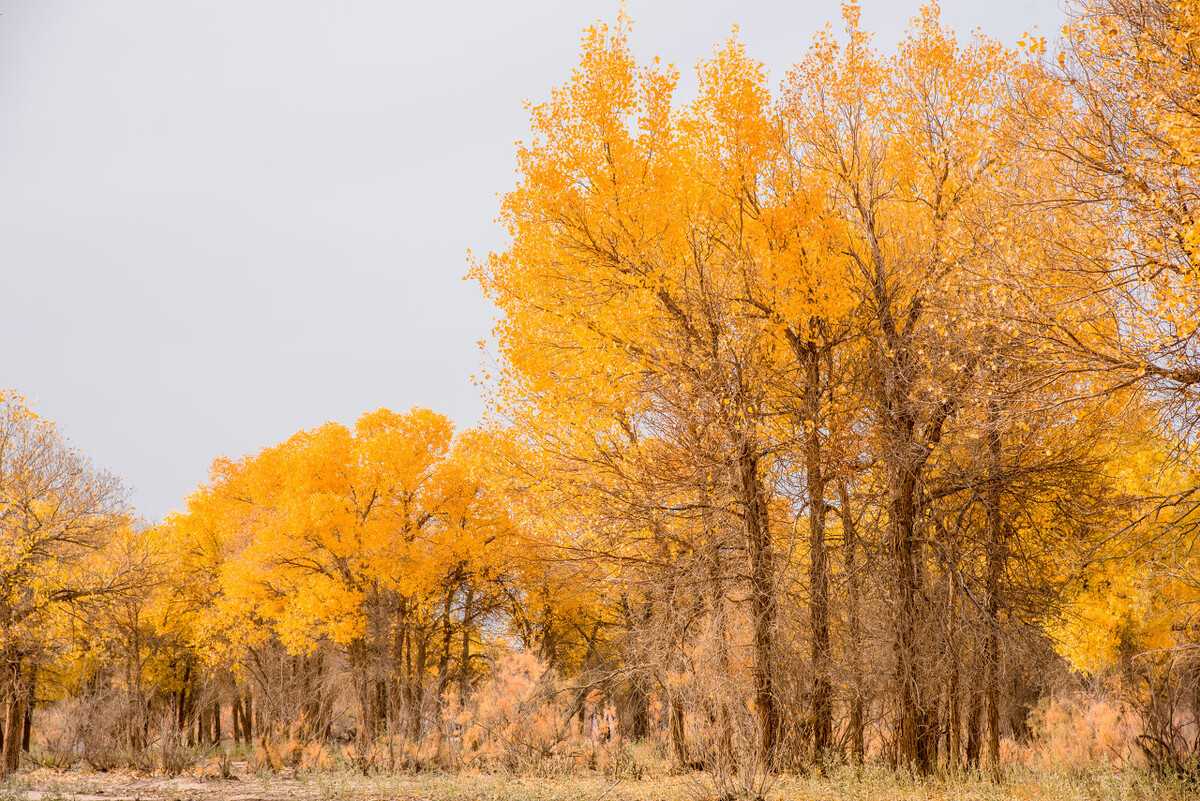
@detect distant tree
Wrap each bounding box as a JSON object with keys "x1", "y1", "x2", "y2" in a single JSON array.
[{"x1": 0, "y1": 393, "x2": 130, "y2": 777}]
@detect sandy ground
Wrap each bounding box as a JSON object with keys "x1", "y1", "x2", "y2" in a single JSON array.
[
  {"x1": 3, "y1": 769, "x2": 674, "y2": 801},
  {"x1": 2, "y1": 765, "x2": 1193, "y2": 801}
]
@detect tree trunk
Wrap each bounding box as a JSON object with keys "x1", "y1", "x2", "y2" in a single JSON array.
[
  {"x1": 627, "y1": 679, "x2": 649, "y2": 741},
  {"x1": 241, "y1": 690, "x2": 254, "y2": 742},
  {"x1": 297, "y1": 652, "x2": 326, "y2": 741},
  {"x1": 800, "y1": 343, "x2": 832, "y2": 765},
  {"x1": 432, "y1": 583, "x2": 456, "y2": 758},
  {"x1": 349, "y1": 639, "x2": 375, "y2": 751},
  {"x1": 21, "y1": 666, "x2": 35, "y2": 753},
  {"x1": 668, "y1": 690, "x2": 689, "y2": 769},
  {"x1": 1, "y1": 655, "x2": 25, "y2": 777},
  {"x1": 890, "y1": 464, "x2": 936, "y2": 773},
  {"x1": 458, "y1": 586, "x2": 474, "y2": 706},
  {"x1": 983, "y1": 400, "x2": 1005, "y2": 775},
  {"x1": 965, "y1": 665, "x2": 983, "y2": 769},
  {"x1": 408, "y1": 633, "x2": 428, "y2": 741},
  {"x1": 837, "y1": 480, "x2": 865, "y2": 764},
  {"x1": 435, "y1": 585, "x2": 454, "y2": 715},
  {"x1": 232, "y1": 694, "x2": 244, "y2": 744},
  {"x1": 945, "y1": 565, "x2": 961, "y2": 772},
  {"x1": 739, "y1": 440, "x2": 778, "y2": 769},
  {"x1": 176, "y1": 662, "x2": 192, "y2": 734},
  {"x1": 706, "y1": 512, "x2": 736, "y2": 773},
  {"x1": 125, "y1": 651, "x2": 144, "y2": 751}
]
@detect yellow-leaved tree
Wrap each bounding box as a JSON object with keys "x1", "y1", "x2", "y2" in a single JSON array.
[
  {"x1": 158, "y1": 408, "x2": 526, "y2": 755},
  {"x1": 0, "y1": 393, "x2": 132, "y2": 776}
]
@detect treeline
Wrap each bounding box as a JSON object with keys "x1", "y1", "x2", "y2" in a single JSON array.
[
  {"x1": 2, "y1": 0, "x2": 1199, "y2": 785},
  {"x1": 474, "y1": 0, "x2": 1200, "y2": 778}
]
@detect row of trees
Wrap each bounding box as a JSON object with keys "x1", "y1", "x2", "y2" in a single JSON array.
[
  {"x1": 0, "y1": 401, "x2": 605, "y2": 778},
  {"x1": 473, "y1": 0, "x2": 1200, "y2": 777},
  {"x1": 1, "y1": 0, "x2": 1197, "y2": 783}
]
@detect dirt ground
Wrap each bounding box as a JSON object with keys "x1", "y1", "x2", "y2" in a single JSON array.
[
  {"x1": 1, "y1": 766, "x2": 1193, "y2": 801},
  {"x1": 2, "y1": 771, "x2": 665, "y2": 801}
]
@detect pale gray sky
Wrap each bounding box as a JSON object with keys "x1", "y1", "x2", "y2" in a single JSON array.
[{"x1": 0, "y1": 1, "x2": 1066, "y2": 522}]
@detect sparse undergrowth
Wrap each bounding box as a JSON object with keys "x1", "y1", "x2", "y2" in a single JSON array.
[{"x1": 1, "y1": 766, "x2": 1196, "y2": 801}]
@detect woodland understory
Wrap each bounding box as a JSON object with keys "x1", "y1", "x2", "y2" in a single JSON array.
[{"x1": 3, "y1": 1, "x2": 1200, "y2": 798}]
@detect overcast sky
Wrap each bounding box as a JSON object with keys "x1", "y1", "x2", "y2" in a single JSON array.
[{"x1": 0, "y1": 0, "x2": 1067, "y2": 522}]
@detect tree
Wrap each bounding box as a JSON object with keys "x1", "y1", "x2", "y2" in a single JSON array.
[
  {"x1": 0, "y1": 393, "x2": 130, "y2": 777},
  {"x1": 473, "y1": 12, "x2": 863, "y2": 768}
]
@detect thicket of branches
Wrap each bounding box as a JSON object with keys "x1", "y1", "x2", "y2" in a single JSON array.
[{"x1": 2, "y1": 0, "x2": 1199, "y2": 787}]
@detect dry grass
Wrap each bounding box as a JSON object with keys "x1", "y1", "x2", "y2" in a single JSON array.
[
  {"x1": 10, "y1": 688, "x2": 1190, "y2": 801},
  {"x1": 1, "y1": 765, "x2": 1194, "y2": 801}
]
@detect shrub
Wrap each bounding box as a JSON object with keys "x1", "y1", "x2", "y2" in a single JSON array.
[
  {"x1": 1013, "y1": 693, "x2": 1142, "y2": 772},
  {"x1": 456, "y1": 652, "x2": 590, "y2": 775}
]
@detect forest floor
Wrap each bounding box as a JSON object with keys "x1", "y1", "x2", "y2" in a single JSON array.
[{"x1": 1, "y1": 765, "x2": 1193, "y2": 801}]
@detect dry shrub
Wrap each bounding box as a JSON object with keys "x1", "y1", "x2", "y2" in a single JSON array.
[
  {"x1": 58, "y1": 692, "x2": 154, "y2": 773},
  {"x1": 299, "y1": 740, "x2": 334, "y2": 772},
  {"x1": 75, "y1": 692, "x2": 125, "y2": 770},
  {"x1": 380, "y1": 734, "x2": 441, "y2": 773},
  {"x1": 1012, "y1": 693, "x2": 1143, "y2": 772},
  {"x1": 595, "y1": 741, "x2": 644, "y2": 781},
  {"x1": 27, "y1": 700, "x2": 80, "y2": 770},
  {"x1": 341, "y1": 739, "x2": 377, "y2": 775},
  {"x1": 338, "y1": 736, "x2": 437, "y2": 775},
  {"x1": 155, "y1": 725, "x2": 198, "y2": 776},
  {"x1": 280, "y1": 735, "x2": 305, "y2": 768},
  {"x1": 688, "y1": 699, "x2": 773, "y2": 801},
  {"x1": 252, "y1": 735, "x2": 284, "y2": 772},
  {"x1": 680, "y1": 644, "x2": 775, "y2": 801},
  {"x1": 35, "y1": 698, "x2": 204, "y2": 775},
  {"x1": 339, "y1": 736, "x2": 435, "y2": 775},
  {"x1": 456, "y1": 651, "x2": 584, "y2": 775},
  {"x1": 192, "y1": 750, "x2": 235, "y2": 779},
  {"x1": 339, "y1": 735, "x2": 424, "y2": 775},
  {"x1": 217, "y1": 748, "x2": 235, "y2": 779},
  {"x1": 622, "y1": 737, "x2": 669, "y2": 777},
  {"x1": 248, "y1": 725, "x2": 340, "y2": 774}
]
